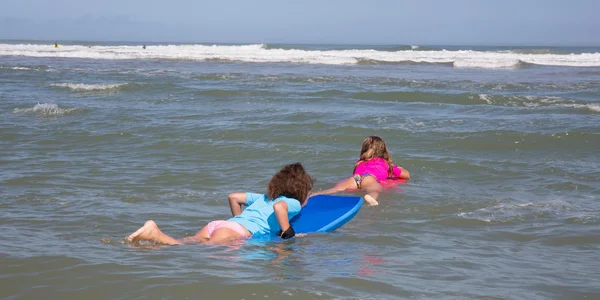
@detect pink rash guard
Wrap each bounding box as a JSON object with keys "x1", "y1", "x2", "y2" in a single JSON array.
[{"x1": 353, "y1": 157, "x2": 402, "y2": 182}]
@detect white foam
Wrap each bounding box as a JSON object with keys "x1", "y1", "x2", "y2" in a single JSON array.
[
  {"x1": 50, "y1": 83, "x2": 126, "y2": 91},
  {"x1": 560, "y1": 103, "x2": 600, "y2": 113},
  {"x1": 458, "y1": 199, "x2": 574, "y2": 223},
  {"x1": 1, "y1": 43, "x2": 599, "y2": 68},
  {"x1": 453, "y1": 58, "x2": 521, "y2": 69},
  {"x1": 0, "y1": 66, "x2": 33, "y2": 70},
  {"x1": 478, "y1": 94, "x2": 493, "y2": 104},
  {"x1": 476, "y1": 94, "x2": 600, "y2": 112},
  {"x1": 13, "y1": 103, "x2": 82, "y2": 116},
  {"x1": 586, "y1": 104, "x2": 600, "y2": 112}
]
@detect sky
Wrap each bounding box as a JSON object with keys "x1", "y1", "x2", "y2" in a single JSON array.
[{"x1": 1, "y1": 0, "x2": 599, "y2": 46}]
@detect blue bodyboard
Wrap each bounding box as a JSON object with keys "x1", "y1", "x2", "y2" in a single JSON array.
[
  {"x1": 247, "y1": 195, "x2": 363, "y2": 243},
  {"x1": 291, "y1": 195, "x2": 363, "y2": 233}
]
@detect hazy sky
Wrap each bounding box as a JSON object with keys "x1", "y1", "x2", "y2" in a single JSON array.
[{"x1": 1, "y1": 0, "x2": 599, "y2": 45}]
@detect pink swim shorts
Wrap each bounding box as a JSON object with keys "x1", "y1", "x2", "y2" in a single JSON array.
[{"x1": 205, "y1": 220, "x2": 251, "y2": 238}]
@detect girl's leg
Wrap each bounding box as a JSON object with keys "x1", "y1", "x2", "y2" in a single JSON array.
[
  {"x1": 359, "y1": 176, "x2": 383, "y2": 206},
  {"x1": 312, "y1": 177, "x2": 357, "y2": 196},
  {"x1": 127, "y1": 220, "x2": 182, "y2": 245}
]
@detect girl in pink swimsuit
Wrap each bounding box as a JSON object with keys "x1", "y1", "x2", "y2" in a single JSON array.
[{"x1": 313, "y1": 136, "x2": 410, "y2": 206}]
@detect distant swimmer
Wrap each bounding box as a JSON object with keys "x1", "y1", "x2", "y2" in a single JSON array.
[
  {"x1": 88, "y1": 44, "x2": 92, "y2": 48},
  {"x1": 142, "y1": 44, "x2": 146, "y2": 49}
]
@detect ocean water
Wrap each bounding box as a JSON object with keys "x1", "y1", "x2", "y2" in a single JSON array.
[{"x1": 1, "y1": 41, "x2": 599, "y2": 299}]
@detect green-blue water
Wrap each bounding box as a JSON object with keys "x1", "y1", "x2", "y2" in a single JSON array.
[{"x1": 1, "y1": 41, "x2": 599, "y2": 299}]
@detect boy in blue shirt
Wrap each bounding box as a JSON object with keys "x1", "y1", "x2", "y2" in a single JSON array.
[{"x1": 127, "y1": 163, "x2": 313, "y2": 245}]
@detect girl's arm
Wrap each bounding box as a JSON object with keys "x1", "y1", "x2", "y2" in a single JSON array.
[
  {"x1": 398, "y1": 167, "x2": 410, "y2": 179},
  {"x1": 392, "y1": 164, "x2": 410, "y2": 179},
  {"x1": 228, "y1": 192, "x2": 247, "y2": 217}
]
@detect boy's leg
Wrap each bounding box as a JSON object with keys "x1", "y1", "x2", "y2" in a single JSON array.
[
  {"x1": 188, "y1": 226, "x2": 211, "y2": 243},
  {"x1": 207, "y1": 228, "x2": 247, "y2": 244},
  {"x1": 127, "y1": 220, "x2": 182, "y2": 245}
]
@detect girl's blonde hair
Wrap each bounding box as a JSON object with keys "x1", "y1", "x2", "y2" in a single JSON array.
[{"x1": 353, "y1": 136, "x2": 395, "y2": 177}]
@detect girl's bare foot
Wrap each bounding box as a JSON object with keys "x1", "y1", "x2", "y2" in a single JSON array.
[{"x1": 364, "y1": 195, "x2": 379, "y2": 206}]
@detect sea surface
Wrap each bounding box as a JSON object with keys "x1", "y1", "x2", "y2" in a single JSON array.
[{"x1": 1, "y1": 41, "x2": 599, "y2": 299}]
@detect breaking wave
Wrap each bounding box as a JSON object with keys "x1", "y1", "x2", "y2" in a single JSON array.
[{"x1": 1, "y1": 43, "x2": 599, "y2": 69}]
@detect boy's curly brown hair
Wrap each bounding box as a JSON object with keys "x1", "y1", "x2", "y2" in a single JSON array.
[{"x1": 267, "y1": 162, "x2": 313, "y2": 205}]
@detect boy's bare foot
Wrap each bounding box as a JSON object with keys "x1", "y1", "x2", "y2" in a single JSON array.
[
  {"x1": 127, "y1": 220, "x2": 160, "y2": 243},
  {"x1": 364, "y1": 195, "x2": 379, "y2": 206}
]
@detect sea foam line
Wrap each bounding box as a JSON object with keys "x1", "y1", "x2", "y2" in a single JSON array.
[
  {"x1": 0, "y1": 66, "x2": 33, "y2": 70},
  {"x1": 1, "y1": 43, "x2": 599, "y2": 69},
  {"x1": 49, "y1": 83, "x2": 127, "y2": 91},
  {"x1": 13, "y1": 103, "x2": 83, "y2": 116},
  {"x1": 563, "y1": 103, "x2": 600, "y2": 113},
  {"x1": 476, "y1": 94, "x2": 600, "y2": 113}
]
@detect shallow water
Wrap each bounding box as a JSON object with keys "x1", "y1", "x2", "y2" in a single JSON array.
[{"x1": 1, "y1": 42, "x2": 599, "y2": 299}]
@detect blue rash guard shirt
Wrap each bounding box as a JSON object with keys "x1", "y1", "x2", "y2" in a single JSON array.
[{"x1": 228, "y1": 193, "x2": 301, "y2": 236}]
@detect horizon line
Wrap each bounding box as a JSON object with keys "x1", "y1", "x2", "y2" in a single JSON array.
[{"x1": 1, "y1": 38, "x2": 599, "y2": 48}]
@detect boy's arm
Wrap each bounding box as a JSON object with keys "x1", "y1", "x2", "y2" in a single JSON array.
[
  {"x1": 273, "y1": 201, "x2": 295, "y2": 239},
  {"x1": 228, "y1": 193, "x2": 247, "y2": 216}
]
